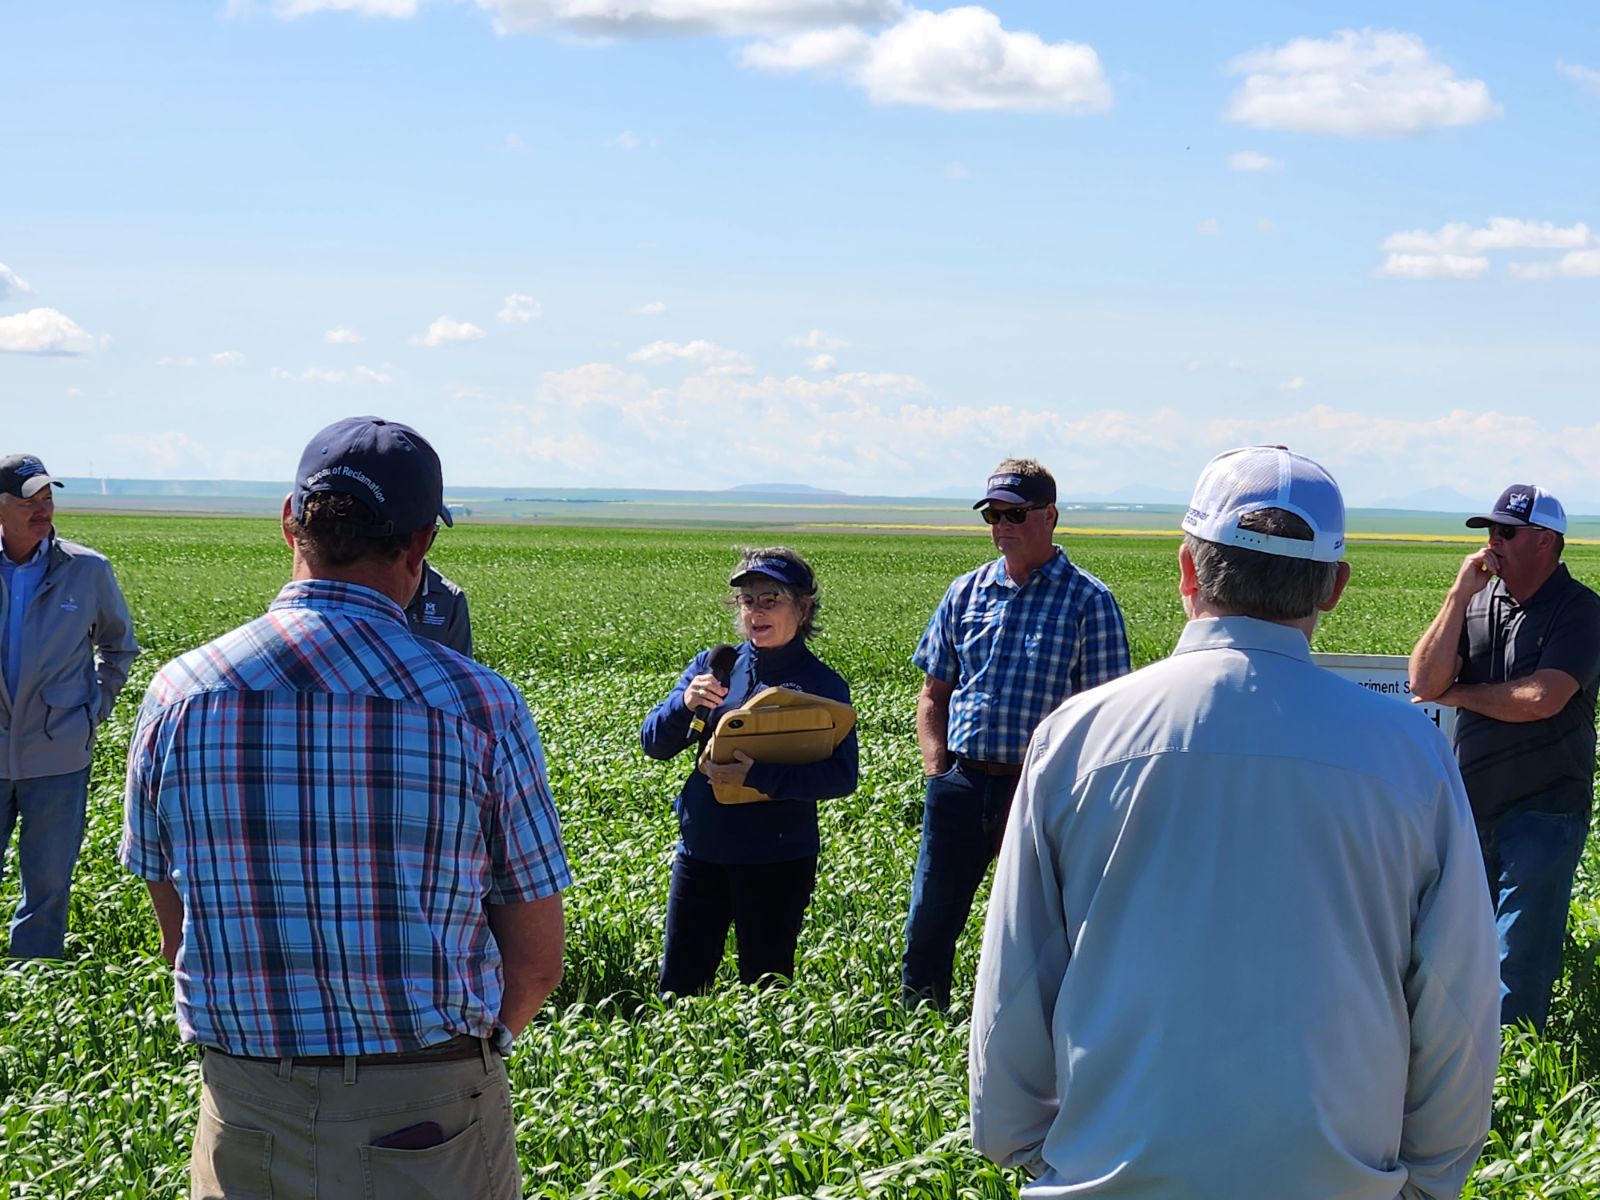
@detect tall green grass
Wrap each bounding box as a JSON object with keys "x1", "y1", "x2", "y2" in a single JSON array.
[{"x1": 1, "y1": 517, "x2": 1596, "y2": 1197}]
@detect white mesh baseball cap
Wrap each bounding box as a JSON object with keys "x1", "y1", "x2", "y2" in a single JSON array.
[
  {"x1": 1182, "y1": 446, "x2": 1346, "y2": 562},
  {"x1": 1464, "y1": 484, "x2": 1567, "y2": 535}
]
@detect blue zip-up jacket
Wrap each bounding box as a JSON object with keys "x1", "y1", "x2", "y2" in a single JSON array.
[{"x1": 641, "y1": 638, "x2": 858, "y2": 864}]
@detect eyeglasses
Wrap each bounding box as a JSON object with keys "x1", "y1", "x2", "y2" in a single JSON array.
[
  {"x1": 980, "y1": 505, "x2": 1043, "y2": 526},
  {"x1": 734, "y1": 591, "x2": 788, "y2": 611},
  {"x1": 1487, "y1": 523, "x2": 1521, "y2": 541}
]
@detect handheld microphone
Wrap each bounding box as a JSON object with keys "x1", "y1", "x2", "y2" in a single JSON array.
[{"x1": 689, "y1": 643, "x2": 738, "y2": 735}]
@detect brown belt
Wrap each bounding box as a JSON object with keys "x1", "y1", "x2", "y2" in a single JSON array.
[
  {"x1": 957, "y1": 756, "x2": 1024, "y2": 778},
  {"x1": 211, "y1": 1033, "x2": 486, "y2": 1068}
]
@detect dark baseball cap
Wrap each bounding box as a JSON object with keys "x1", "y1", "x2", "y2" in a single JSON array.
[
  {"x1": 292, "y1": 417, "x2": 452, "y2": 537},
  {"x1": 730, "y1": 552, "x2": 816, "y2": 593},
  {"x1": 973, "y1": 467, "x2": 1055, "y2": 509},
  {"x1": 1465, "y1": 484, "x2": 1567, "y2": 535},
  {"x1": 0, "y1": 454, "x2": 64, "y2": 499}
]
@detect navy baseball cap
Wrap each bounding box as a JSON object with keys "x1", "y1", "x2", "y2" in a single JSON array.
[
  {"x1": 1465, "y1": 484, "x2": 1567, "y2": 535},
  {"x1": 0, "y1": 454, "x2": 64, "y2": 499},
  {"x1": 292, "y1": 417, "x2": 452, "y2": 536},
  {"x1": 730, "y1": 553, "x2": 816, "y2": 593},
  {"x1": 973, "y1": 468, "x2": 1055, "y2": 509}
]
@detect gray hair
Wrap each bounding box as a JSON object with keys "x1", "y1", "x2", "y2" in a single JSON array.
[
  {"x1": 1185, "y1": 509, "x2": 1340, "y2": 621},
  {"x1": 727, "y1": 545, "x2": 821, "y2": 640}
]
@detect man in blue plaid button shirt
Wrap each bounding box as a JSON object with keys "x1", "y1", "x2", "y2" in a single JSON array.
[{"x1": 902, "y1": 458, "x2": 1130, "y2": 1009}]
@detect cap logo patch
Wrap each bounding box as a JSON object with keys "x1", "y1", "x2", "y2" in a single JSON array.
[
  {"x1": 988, "y1": 473, "x2": 1023, "y2": 490},
  {"x1": 1507, "y1": 492, "x2": 1530, "y2": 514},
  {"x1": 13, "y1": 459, "x2": 44, "y2": 478}
]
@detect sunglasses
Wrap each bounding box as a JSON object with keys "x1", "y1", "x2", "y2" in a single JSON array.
[
  {"x1": 1487, "y1": 523, "x2": 1522, "y2": 541},
  {"x1": 981, "y1": 505, "x2": 1044, "y2": 526}
]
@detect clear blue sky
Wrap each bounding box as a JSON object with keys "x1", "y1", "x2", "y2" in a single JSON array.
[{"x1": 4, "y1": 1, "x2": 1598, "y2": 506}]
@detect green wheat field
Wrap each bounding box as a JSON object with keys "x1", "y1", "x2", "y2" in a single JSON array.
[{"x1": 2, "y1": 515, "x2": 1597, "y2": 1198}]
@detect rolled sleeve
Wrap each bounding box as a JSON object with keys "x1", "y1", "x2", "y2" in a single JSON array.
[
  {"x1": 486, "y1": 705, "x2": 571, "y2": 904},
  {"x1": 912, "y1": 583, "x2": 963, "y2": 683}
]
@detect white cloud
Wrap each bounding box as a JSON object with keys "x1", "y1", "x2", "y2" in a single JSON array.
[
  {"x1": 1280, "y1": 376, "x2": 1308, "y2": 391},
  {"x1": 1226, "y1": 29, "x2": 1498, "y2": 136},
  {"x1": 265, "y1": 0, "x2": 420, "y2": 17},
  {"x1": 807, "y1": 354, "x2": 837, "y2": 372},
  {"x1": 1375, "y1": 253, "x2": 1489, "y2": 280},
  {"x1": 0, "y1": 308, "x2": 103, "y2": 355},
  {"x1": 611, "y1": 130, "x2": 641, "y2": 151},
  {"x1": 476, "y1": 360, "x2": 1600, "y2": 505},
  {"x1": 503, "y1": 132, "x2": 530, "y2": 152},
  {"x1": 271, "y1": 365, "x2": 394, "y2": 384},
  {"x1": 211, "y1": 350, "x2": 247, "y2": 367},
  {"x1": 1557, "y1": 60, "x2": 1600, "y2": 96},
  {"x1": 0, "y1": 262, "x2": 34, "y2": 298},
  {"x1": 628, "y1": 338, "x2": 745, "y2": 366},
  {"x1": 1509, "y1": 250, "x2": 1600, "y2": 281},
  {"x1": 1376, "y1": 218, "x2": 1599, "y2": 280},
  {"x1": 1257, "y1": 218, "x2": 1280, "y2": 235},
  {"x1": 477, "y1": 0, "x2": 906, "y2": 38},
  {"x1": 634, "y1": 301, "x2": 668, "y2": 316},
  {"x1": 412, "y1": 316, "x2": 488, "y2": 346},
  {"x1": 745, "y1": 7, "x2": 1111, "y2": 113},
  {"x1": 1228, "y1": 150, "x2": 1283, "y2": 172},
  {"x1": 324, "y1": 326, "x2": 366, "y2": 344},
  {"x1": 1196, "y1": 218, "x2": 1221, "y2": 236},
  {"x1": 943, "y1": 161, "x2": 969, "y2": 181},
  {"x1": 498, "y1": 294, "x2": 543, "y2": 323},
  {"x1": 1382, "y1": 218, "x2": 1591, "y2": 254},
  {"x1": 789, "y1": 328, "x2": 848, "y2": 351}
]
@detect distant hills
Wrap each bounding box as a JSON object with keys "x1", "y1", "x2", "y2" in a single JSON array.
[{"x1": 726, "y1": 483, "x2": 847, "y2": 496}]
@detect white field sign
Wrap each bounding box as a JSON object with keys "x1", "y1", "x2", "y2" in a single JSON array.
[{"x1": 1312, "y1": 653, "x2": 1458, "y2": 742}]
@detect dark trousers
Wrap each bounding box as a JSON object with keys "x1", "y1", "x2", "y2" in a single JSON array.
[
  {"x1": 659, "y1": 851, "x2": 818, "y2": 996},
  {"x1": 901, "y1": 761, "x2": 1019, "y2": 1009},
  {"x1": 1479, "y1": 806, "x2": 1590, "y2": 1032}
]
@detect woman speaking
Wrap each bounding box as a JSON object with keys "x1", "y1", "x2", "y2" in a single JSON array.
[{"x1": 640, "y1": 546, "x2": 858, "y2": 996}]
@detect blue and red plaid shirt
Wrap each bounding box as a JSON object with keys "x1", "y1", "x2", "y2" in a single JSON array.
[
  {"x1": 120, "y1": 579, "x2": 570, "y2": 1058},
  {"x1": 914, "y1": 548, "x2": 1131, "y2": 764}
]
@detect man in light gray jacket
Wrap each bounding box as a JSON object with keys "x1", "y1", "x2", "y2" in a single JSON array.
[
  {"x1": 0, "y1": 454, "x2": 138, "y2": 958},
  {"x1": 971, "y1": 446, "x2": 1498, "y2": 1200}
]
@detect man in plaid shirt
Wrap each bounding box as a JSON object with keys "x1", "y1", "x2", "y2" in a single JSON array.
[
  {"x1": 121, "y1": 417, "x2": 568, "y2": 1198},
  {"x1": 902, "y1": 458, "x2": 1130, "y2": 1009}
]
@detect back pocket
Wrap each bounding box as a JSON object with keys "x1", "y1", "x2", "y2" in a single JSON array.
[
  {"x1": 191, "y1": 1106, "x2": 273, "y2": 1200},
  {"x1": 361, "y1": 1119, "x2": 496, "y2": 1200}
]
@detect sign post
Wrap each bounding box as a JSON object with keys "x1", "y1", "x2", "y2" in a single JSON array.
[{"x1": 1311, "y1": 653, "x2": 1457, "y2": 741}]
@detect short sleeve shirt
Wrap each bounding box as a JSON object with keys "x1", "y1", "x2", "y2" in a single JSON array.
[
  {"x1": 1454, "y1": 563, "x2": 1600, "y2": 822},
  {"x1": 913, "y1": 548, "x2": 1131, "y2": 763}
]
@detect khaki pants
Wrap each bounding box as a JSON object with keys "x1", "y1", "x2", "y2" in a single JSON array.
[{"x1": 191, "y1": 1044, "x2": 521, "y2": 1200}]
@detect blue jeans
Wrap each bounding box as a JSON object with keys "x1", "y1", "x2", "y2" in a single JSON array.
[
  {"x1": 1479, "y1": 807, "x2": 1590, "y2": 1032},
  {"x1": 901, "y1": 761, "x2": 1018, "y2": 1009},
  {"x1": 0, "y1": 768, "x2": 92, "y2": 959}
]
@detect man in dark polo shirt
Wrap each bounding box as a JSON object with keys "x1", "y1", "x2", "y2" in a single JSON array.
[
  {"x1": 1411, "y1": 484, "x2": 1600, "y2": 1031},
  {"x1": 406, "y1": 558, "x2": 472, "y2": 657}
]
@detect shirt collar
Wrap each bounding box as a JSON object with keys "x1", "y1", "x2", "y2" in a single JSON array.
[
  {"x1": 269, "y1": 578, "x2": 408, "y2": 625},
  {"x1": 1, "y1": 536, "x2": 51, "y2": 569},
  {"x1": 1172, "y1": 615, "x2": 1314, "y2": 664},
  {"x1": 1521, "y1": 562, "x2": 1574, "y2": 609},
  {"x1": 981, "y1": 545, "x2": 1068, "y2": 590}
]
